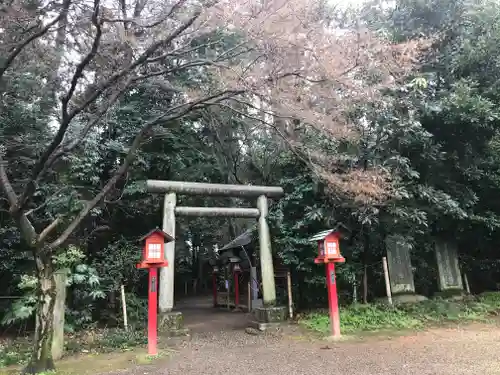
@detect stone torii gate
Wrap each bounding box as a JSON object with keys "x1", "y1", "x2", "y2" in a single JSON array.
[{"x1": 146, "y1": 180, "x2": 285, "y2": 332}]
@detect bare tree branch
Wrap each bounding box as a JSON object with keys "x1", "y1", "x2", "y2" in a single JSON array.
[
  {"x1": 273, "y1": 71, "x2": 328, "y2": 83},
  {"x1": 133, "y1": 59, "x2": 229, "y2": 81},
  {"x1": 61, "y1": 0, "x2": 102, "y2": 122},
  {"x1": 0, "y1": 157, "x2": 17, "y2": 206},
  {"x1": 104, "y1": 0, "x2": 185, "y2": 33},
  {"x1": 103, "y1": 15, "x2": 167, "y2": 28},
  {"x1": 12, "y1": 7, "x2": 202, "y2": 215},
  {"x1": 119, "y1": 0, "x2": 127, "y2": 26},
  {"x1": 64, "y1": 9, "x2": 201, "y2": 121},
  {"x1": 37, "y1": 217, "x2": 61, "y2": 245},
  {"x1": 0, "y1": 155, "x2": 38, "y2": 245},
  {"x1": 48, "y1": 89, "x2": 244, "y2": 250},
  {"x1": 145, "y1": 40, "x2": 251, "y2": 68},
  {"x1": 18, "y1": 215, "x2": 38, "y2": 247},
  {"x1": 14, "y1": 0, "x2": 101, "y2": 213},
  {"x1": 217, "y1": 102, "x2": 307, "y2": 156},
  {"x1": 11, "y1": 77, "x2": 132, "y2": 218},
  {"x1": 0, "y1": 0, "x2": 72, "y2": 84},
  {"x1": 39, "y1": 0, "x2": 72, "y2": 115},
  {"x1": 165, "y1": 0, "x2": 187, "y2": 18},
  {"x1": 63, "y1": 77, "x2": 134, "y2": 151},
  {"x1": 133, "y1": 0, "x2": 148, "y2": 18},
  {"x1": 25, "y1": 187, "x2": 70, "y2": 216}
]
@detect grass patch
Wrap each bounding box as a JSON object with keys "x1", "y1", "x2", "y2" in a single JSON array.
[
  {"x1": 0, "y1": 349, "x2": 172, "y2": 375},
  {"x1": 65, "y1": 327, "x2": 147, "y2": 354},
  {"x1": 300, "y1": 291, "x2": 500, "y2": 335},
  {"x1": 0, "y1": 338, "x2": 32, "y2": 368},
  {"x1": 0, "y1": 327, "x2": 149, "y2": 369},
  {"x1": 135, "y1": 352, "x2": 166, "y2": 365}
]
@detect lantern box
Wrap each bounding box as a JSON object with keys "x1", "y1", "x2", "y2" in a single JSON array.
[
  {"x1": 308, "y1": 229, "x2": 345, "y2": 264},
  {"x1": 233, "y1": 263, "x2": 242, "y2": 273},
  {"x1": 137, "y1": 228, "x2": 174, "y2": 269}
]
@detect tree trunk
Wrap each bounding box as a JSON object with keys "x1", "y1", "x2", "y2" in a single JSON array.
[{"x1": 25, "y1": 251, "x2": 56, "y2": 374}]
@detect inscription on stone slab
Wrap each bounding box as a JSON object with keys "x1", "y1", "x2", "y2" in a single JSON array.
[
  {"x1": 435, "y1": 240, "x2": 463, "y2": 291},
  {"x1": 385, "y1": 235, "x2": 416, "y2": 294}
]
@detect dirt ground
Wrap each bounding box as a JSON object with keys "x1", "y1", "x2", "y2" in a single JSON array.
[{"x1": 111, "y1": 296, "x2": 500, "y2": 375}]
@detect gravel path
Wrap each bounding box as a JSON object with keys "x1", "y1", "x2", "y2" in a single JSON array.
[{"x1": 114, "y1": 296, "x2": 500, "y2": 375}]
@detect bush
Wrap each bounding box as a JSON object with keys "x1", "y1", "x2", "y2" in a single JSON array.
[
  {"x1": 0, "y1": 338, "x2": 31, "y2": 367},
  {"x1": 95, "y1": 328, "x2": 147, "y2": 351},
  {"x1": 478, "y1": 291, "x2": 500, "y2": 309},
  {"x1": 342, "y1": 304, "x2": 422, "y2": 332},
  {"x1": 0, "y1": 328, "x2": 149, "y2": 368},
  {"x1": 300, "y1": 292, "x2": 500, "y2": 335},
  {"x1": 64, "y1": 328, "x2": 148, "y2": 354},
  {"x1": 302, "y1": 304, "x2": 422, "y2": 334}
]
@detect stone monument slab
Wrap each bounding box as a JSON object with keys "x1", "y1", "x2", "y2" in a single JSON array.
[
  {"x1": 385, "y1": 235, "x2": 416, "y2": 295},
  {"x1": 435, "y1": 239, "x2": 463, "y2": 292}
]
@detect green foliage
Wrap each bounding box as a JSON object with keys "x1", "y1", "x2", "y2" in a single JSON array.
[
  {"x1": 62, "y1": 328, "x2": 148, "y2": 355},
  {"x1": 0, "y1": 340, "x2": 31, "y2": 367},
  {"x1": 398, "y1": 298, "x2": 492, "y2": 322},
  {"x1": 65, "y1": 263, "x2": 106, "y2": 331},
  {"x1": 0, "y1": 328, "x2": 148, "y2": 368},
  {"x1": 115, "y1": 293, "x2": 147, "y2": 328},
  {"x1": 1, "y1": 247, "x2": 105, "y2": 330},
  {"x1": 1, "y1": 275, "x2": 37, "y2": 326},
  {"x1": 52, "y1": 246, "x2": 86, "y2": 270},
  {"x1": 93, "y1": 329, "x2": 147, "y2": 351},
  {"x1": 91, "y1": 239, "x2": 142, "y2": 291},
  {"x1": 477, "y1": 291, "x2": 500, "y2": 306},
  {"x1": 302, "y1": 304, "x2": 422, "y2": 334},
  {"x1": 301, "y1": 293, "x2": 500, "y2": 335}
]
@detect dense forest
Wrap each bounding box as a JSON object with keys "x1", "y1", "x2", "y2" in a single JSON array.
[{"x1": 3, "y1": 0, "x2": 500, "y2": 372}]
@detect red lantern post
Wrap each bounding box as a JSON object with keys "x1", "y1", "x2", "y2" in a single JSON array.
[
  {"x1": 137, "y1": 228, "x2": 173, "y2": 355},
  {"x1": 212, "y1": 265, "x2": 219, "y2": 307},
  {"x1": 147, "y1": 267, "x2": 158, "y2": 353},
  {"x1": 233, "y1": 263, "x2": 241, "y2": 308},
  {"x1": 309, "y1": 230, "x2": 345, "y2": 339}
]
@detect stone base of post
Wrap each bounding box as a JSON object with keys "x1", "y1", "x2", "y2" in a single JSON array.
[
  {"x1": 390, "y1": 293, "x2": 428, "y2": 304},
  {"x1": 375, "y1": 293, "x2": 428, "y2": 305},
  {"x1": 433, "y1": 288, "x2": 467, "y2": 300},
  {"x1": 158, "y1": 311, "x2": 189, "y2": 337},
  {"x1": 248, "y1": 306, "x2": 287, "y2": 331}
]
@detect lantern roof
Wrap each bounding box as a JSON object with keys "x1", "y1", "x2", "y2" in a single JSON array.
[
  {"x1": 229, "y1": 256, "x2": 242, "y2": 263},
  {"x1": 139, "y1": 228, "x2": 175, "y2": 242},
  {"x1": 308, "y1": 223, "x2": 350, "y2": 242},
  {"x1": 219, "y1": 227, "x2": 254, "y2": 251},
  {"x1": 308, "y1": 229, "x2": 337, "y2": 242}
]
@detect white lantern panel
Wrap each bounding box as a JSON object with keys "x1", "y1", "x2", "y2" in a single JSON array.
[
  {"x1": 326, "y1": 242, "x2": 337, "y2": 255},
  {"x1": 148, "y1": 243, "x2": 162, "y2": 259}
]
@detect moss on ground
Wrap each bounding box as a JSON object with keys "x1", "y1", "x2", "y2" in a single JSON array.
[
  {"x1": 0, "y1": 349, "x2": 172, "y2": 375},
  {"x1": 0, "y1": 328, "x2": 170, "y2": 374}
]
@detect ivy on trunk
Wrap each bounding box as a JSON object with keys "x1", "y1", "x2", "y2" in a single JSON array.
[{"x1": 25, "y1": 251, "x2": 57, "y2": 373}]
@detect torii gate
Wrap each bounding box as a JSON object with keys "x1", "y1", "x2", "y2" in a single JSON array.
[{"x1": 146, "y1": 180, "x2": 284, "y2": 330}]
